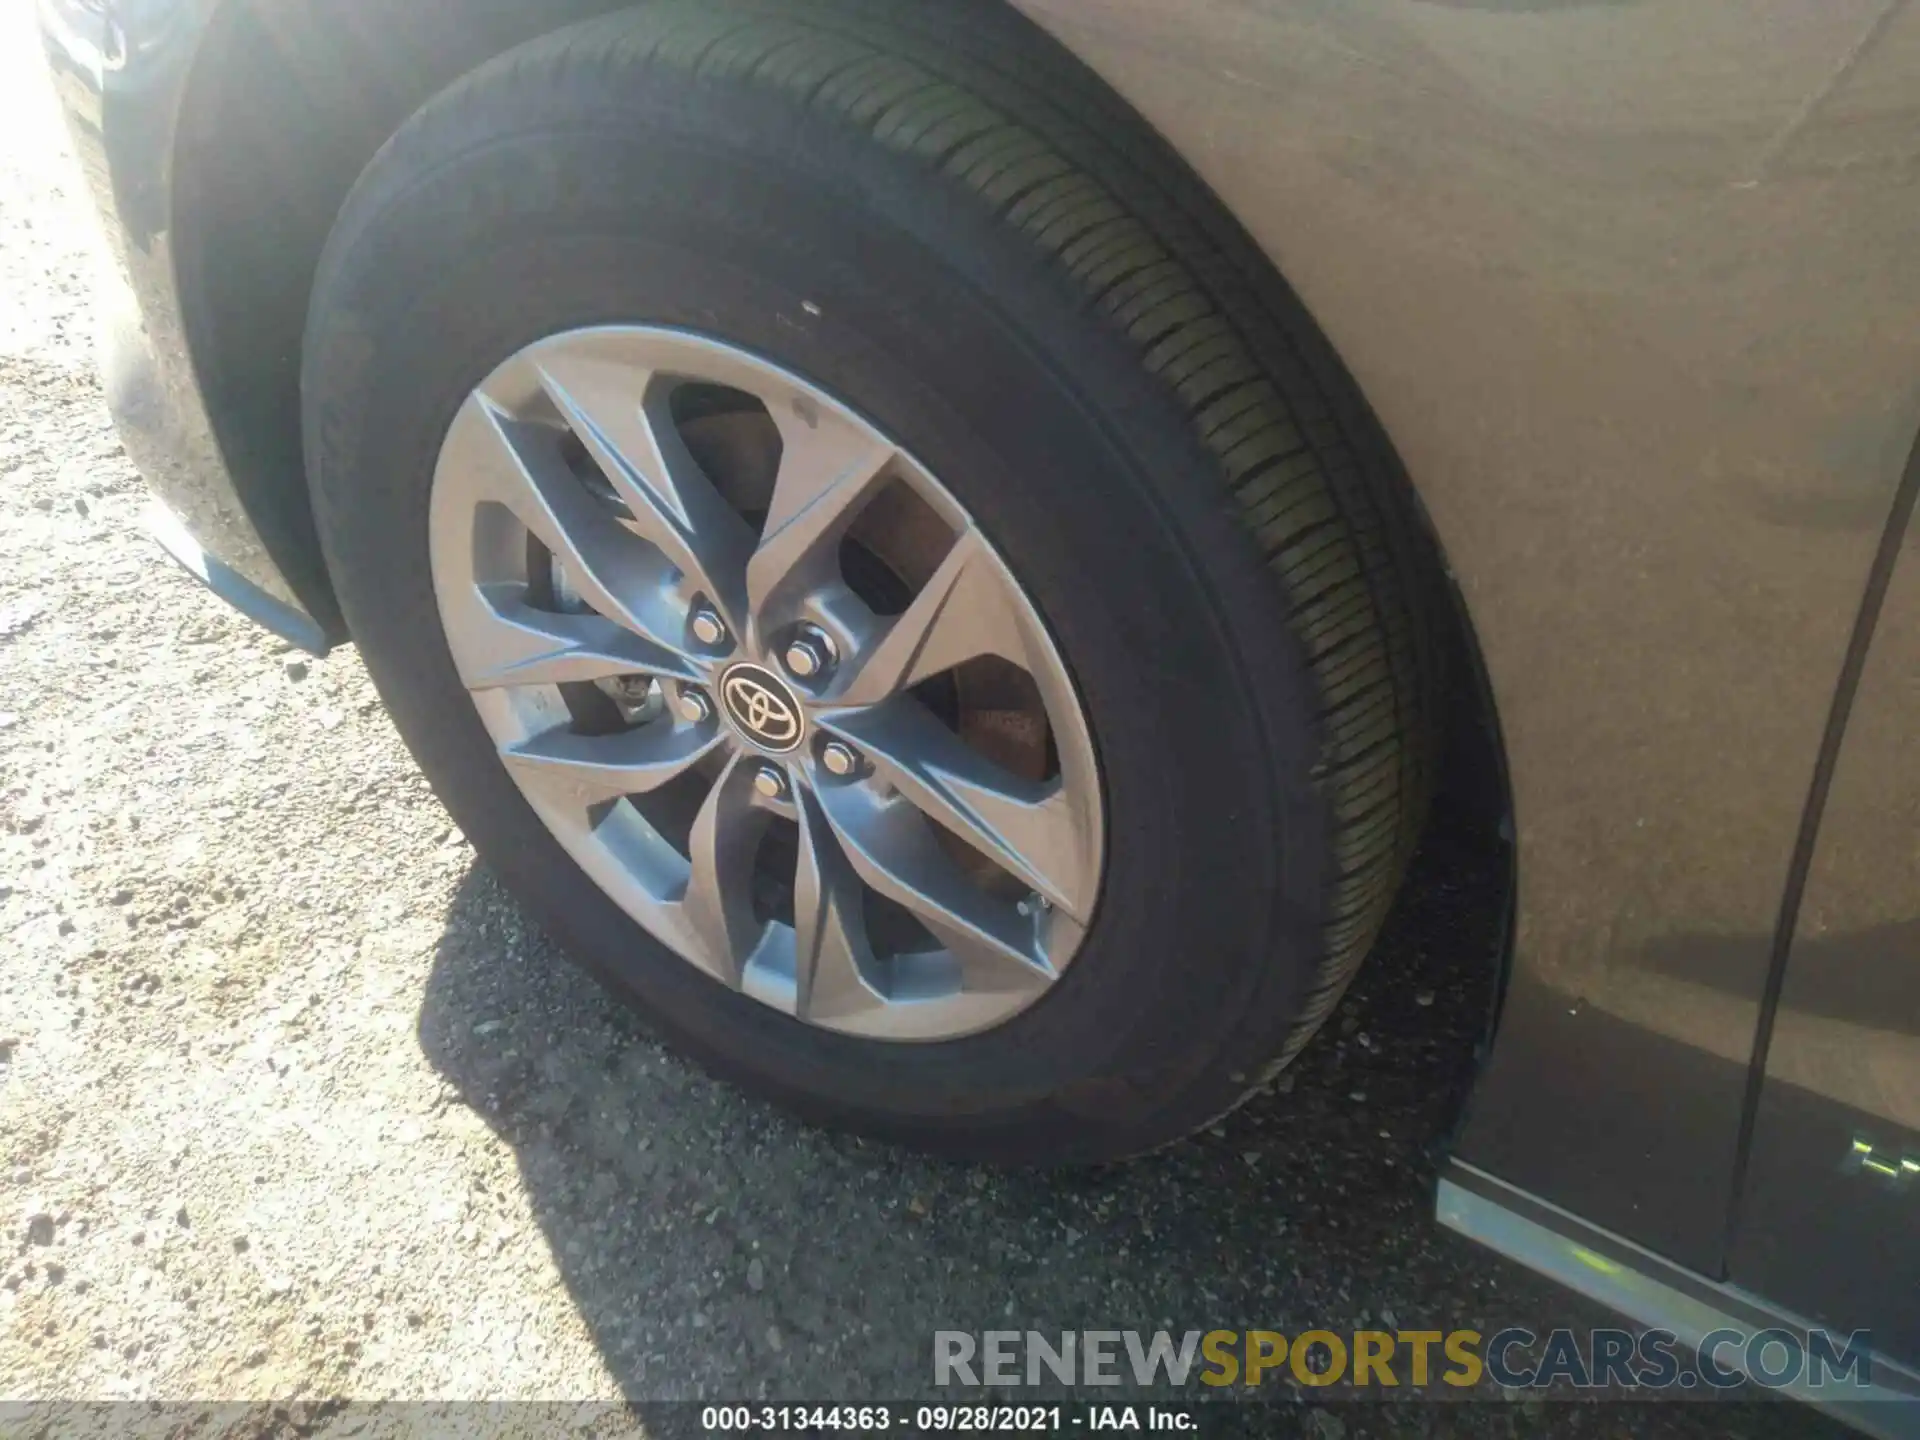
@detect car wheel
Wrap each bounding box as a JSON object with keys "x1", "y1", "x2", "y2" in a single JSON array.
[{"x1": 301, "y1": 0, "x2": 1442, "y2": 1163}]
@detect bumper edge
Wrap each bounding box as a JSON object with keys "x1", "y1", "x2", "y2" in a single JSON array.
[{"x1": 146, "y1": 500, "x2": 331, "y2": 657}]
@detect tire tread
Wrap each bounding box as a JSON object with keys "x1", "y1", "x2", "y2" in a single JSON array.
[{"x1": 342, "y1": 0, "x2": 1446, "y2": 1145}]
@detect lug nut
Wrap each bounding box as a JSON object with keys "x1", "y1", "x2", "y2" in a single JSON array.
[
  {"x1": 676, "y1": 689, "x2": 711, "y2": 724},
  {"x1": 782, "y1": 626, "x2": 836, "y2": 680},
  {"x1": 820, "y1": 741, "x2": 859, "y2": 777},
  {"x1": 689, "y1": 608, "x2": 727, "y2": 647},
  {"x1": 753, "y1": 764, "x2": 789, "y2": 801}
]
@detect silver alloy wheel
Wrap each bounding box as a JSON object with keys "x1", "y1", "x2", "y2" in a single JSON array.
[{"x1": 428, "y1": 327, "x2": 1104, "y2": 1041}]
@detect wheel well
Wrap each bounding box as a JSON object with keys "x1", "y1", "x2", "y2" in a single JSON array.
[
  {"x1": 1431, "y1": 572, "x2": 1518, "y2": 1052},
  {"x1": 170, "y1": 0, "x2": 645, "y2": 639}
]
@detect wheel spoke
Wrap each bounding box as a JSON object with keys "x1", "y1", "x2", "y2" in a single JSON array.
[
  {"x1": 503, "y1": 716, "x2": 721, "y2": 808},
  {"x1": 532, "y1": 353, "x2": 757, "y2": 632},
  {"x1": 680, "y1": 756, "x2": 771, "y2": 985},
  {"x1": 814, "y1": 779, "x2": 1052, "y2": 992},
  {"x1": 833, "y1": 529, "x2": 1026, "y2": 706},
  {"x1": 822, "y1": 698, "x2": 1091, "y2": 922},
  {"x1": 744, "y1": 412, "x2": 895, "y2": 640},
  {"x1": 441, "y1": 326, "x2": 1105, "y2": 1043},
  {"x1": 790, "y1": 787, "x2": 880, "y2": 1024},
  {"x1": 445, "y1": 583, "x2": 701, "y2": 691},
  {"x1": 446, "y1": 392, "x2": 693, "y2": 656}
]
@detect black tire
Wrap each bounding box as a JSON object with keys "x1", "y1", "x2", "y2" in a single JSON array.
[{"x1": 302, "y1": 0, "x2": 1443, "y2": 1163}]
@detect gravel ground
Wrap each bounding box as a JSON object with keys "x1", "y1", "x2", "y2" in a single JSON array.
[{"x1": 0, "y1": 12, "x2": 1850, "y2": 1438}]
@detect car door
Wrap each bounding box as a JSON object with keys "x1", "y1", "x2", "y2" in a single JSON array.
[{"x1": 1730, "y1": 494, "x2": 1920, "y2": 1372}]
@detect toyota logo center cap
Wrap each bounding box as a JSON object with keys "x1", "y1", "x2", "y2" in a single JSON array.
[{"x1": 719, "y1": 664, "x2": 805, "y2": 752}]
